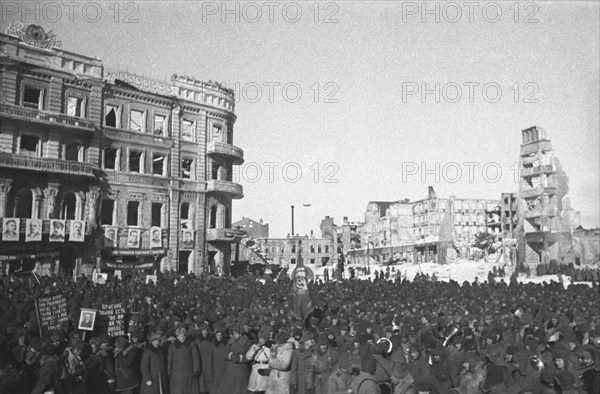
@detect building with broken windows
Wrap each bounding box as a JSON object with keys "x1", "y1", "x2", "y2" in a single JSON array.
[
  {"x1": 0, "y1": 25, "x2": 244, "y2": 276},
  {"x1": 346, "y1": 187, "x2": 500, "y2": 265},
  {"x1": 515, "y1": 126, "x2": 595, "y2": 270}
]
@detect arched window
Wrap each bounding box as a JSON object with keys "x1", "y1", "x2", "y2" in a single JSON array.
[
  {"x1": 65, "y1": 143, "x2": 82, "y2": 162},
  {"x1": 209, "y1": 206, "x2": 217, "y2": 229},
  {"x1": 14, "y1": 188, "x2": 33, "y2": 218},
  {"x1": 62, "y1": 193, "x2": 77, "y2": 220}
]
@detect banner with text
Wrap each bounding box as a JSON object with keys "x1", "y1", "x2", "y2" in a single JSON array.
[
  {"x1": 36, "y1": 295, "x2": 68, "y2": 334},
  {"x1": 97, "y1": 303, "x2": 125, "y2": 337}
]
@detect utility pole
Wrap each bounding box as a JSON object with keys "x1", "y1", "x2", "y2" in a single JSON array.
[{"x1": 291, "y1": 205, "x2": 295, "y2": 236}]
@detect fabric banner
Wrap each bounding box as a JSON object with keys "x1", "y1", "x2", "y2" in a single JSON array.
[
  {"x1": 97, "y1": 302, "x2": 125, "y2": 337},
  {"x1": 292, "y1": 241, "x2": 314, "y2": 323},
  {"x1": 36, "y1": 294, "x2": 68, "y2": 334}
]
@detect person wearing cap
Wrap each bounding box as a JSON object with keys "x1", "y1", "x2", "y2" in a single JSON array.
[
  {"x1": 348, "y1": 355, "x2": 379, "y2": 394},
  {"x1": 31, "y1": 344, "x2": 62, "y2": 394},
  {"x1": 194, "y1": 322, "x2": 213, "y2": 394},
  {"x1": 314, "y1": 334, "x2": 337, "y2": 393},
  {"x1": 406, "y1": 343, "x2": 430, "y2": 384},
  {"x1": 215, "y1": 323, "x2": 252, "y2": 394},
  {"x1": 209, "y1": 322, "x2": 228, "y2": 394},
  {"x1": 140, "y1": 332, "x2": 167, "y2": 394},
  {"x1": 266, "y1": 332, "x2": 294, "y2": 394},
  {"x1": 63, "y1": 338, "x2": 87, "y2": 393},
  {"x1": 457, "y1": 352, "x2": 486, "y2": 394},
  {"x1": 290, "y1": 331, "x2": 317, "y2": 394},
  {"x1": 505, "y1": 351, "x2": 541, "y2": 392},
  {"x1": 114, "y1": 336, "x2": 140, "y2": 393},
  {"x1": 578, "y1": 345, "x2": 600, "y2": 394},
  {"x1": 327, "y1": 350, "x2": 353, "y2": 393},
  {"x1": 168, "y1": 327, "x2": 200, "y2": 394},
  {"x1": 247, "y1": 329, "x2": 270, "y2": 394},
  {"x1": 83, "y1": 336, "x2": 114, "y2": 394}
]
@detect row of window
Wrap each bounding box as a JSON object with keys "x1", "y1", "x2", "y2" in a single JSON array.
[
  {"x1": 103, "y1": 148, "x2": 195, "y2": 179},
  {"x1": 18, "y1": 86, "x2": 230, "y2": 143},
  {"x1": 100, "y1": 200, "x2": 230, "y2": 230},
  {"x1": 18, "y1": 134, "x2": 85, "y2": 161},
  {"x1": 262, "y1": 245, "x2": 330, "y2": 254}
]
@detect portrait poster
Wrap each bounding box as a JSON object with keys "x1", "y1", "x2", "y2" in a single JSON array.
[
  {"x1": 25, "y1": 219, "x2": 42, "y2": 242},
  {"x1": 78, "y1": 309, "x2": 97, "y2": 331},
  {"x1": 69, "y1": 220, "x2": 85, "y2": 242},
  {"x1": 49, "y1": 220, "x2": 66, "y2": 242},
  {"x1": 2, "y1": 218, "x2": 20, "y2": 241}
]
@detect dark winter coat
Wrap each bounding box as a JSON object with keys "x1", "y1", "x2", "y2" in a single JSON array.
[
  {"x1": 140, "y1": 344, "x2": 167, "y2": 394},
  {"x1": 209, "y1": 339, "x2": 228, "y2": 394},
  {"x1": 114, "y1": 346, "x2": 140, "y2": 392},
  {"x1": 168, "y1": 339, "x2": 201, "y2": 394},
  {"x1": 31, "y1": 355, "x2": 63, "y2": 394},
  {"x1": 194, "y1": 336, "x2": 214, "y2": 393},
  {"x1": 215, "y1": 334, "x2": 252, "y2": 394}
]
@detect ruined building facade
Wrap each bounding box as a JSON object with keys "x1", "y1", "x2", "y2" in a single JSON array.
[
  {"x1": 517, "y1": 126, "x2": 577, "y2": 270},
  {"x1": 0, "y1": 26, "x2": 244, "y2": 276}
]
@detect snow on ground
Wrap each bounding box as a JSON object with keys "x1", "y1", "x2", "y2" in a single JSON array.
[{"x1": 311, "y1": 259, "x2": 592, "y2": 289}]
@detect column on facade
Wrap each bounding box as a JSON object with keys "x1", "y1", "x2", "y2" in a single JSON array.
[
  {"x1": 0, "y1": 179, "x2": 12, "y2": 217},
  {"x1": 85, "y1": 187, "x2": 101, "y2": 226},
  {"x1": 43, "y1": 183, "x2": 60, "y2": 219}
]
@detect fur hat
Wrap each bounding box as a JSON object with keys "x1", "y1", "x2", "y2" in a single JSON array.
[
  {"x1": 258, "y1": 325, "x2": 270, "y2": 340},
  {"x1": 115, "y1": 336, "x2": 128, "y2": 349},
  {"x1": 554, "y1": 371, "x2": 576, "y2": 388},
  {"x1": 149, "y1": 332, "x2": 162, "y2": 342},
  {"x1": 275, "y1": 332, "x2": 288, "y2": 345}
]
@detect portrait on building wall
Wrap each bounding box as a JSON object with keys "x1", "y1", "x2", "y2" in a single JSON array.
[
  {"x1": 78, "y1": 309, "x2": 96, "y2": 331},
  {"x1": 104, "y1": 227, "x2": 117, "y2": 247},
  {"x1": 127, "y1": 229, "x2": 140, "y2": 248},
  {"x1": 150, "y1": 226, "x2": 162, "y2": 248},
  {"x1": 49, "y1": 220, "x2": 66, "y2": 242},
  {"x1": 181, "y1": 230, "x2": 194, "y2": 249},
  {"x1": 69, "y1": 220, "x2": 85, "y2": 242},
  {"x1": 25, "y1": 219, "x2": 42, "y2": 242},
  {"x1": 2, "y1": 218, "x2": 20, "y2": 241}
]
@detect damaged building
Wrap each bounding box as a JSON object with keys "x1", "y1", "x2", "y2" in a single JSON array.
[{"x1": 517, "y1": 126, "x2": 599, "y2": 270}]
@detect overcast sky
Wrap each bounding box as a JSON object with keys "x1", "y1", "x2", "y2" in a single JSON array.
[{"x1": 7, "y1": 1, "x2": 598, "y2": 236}]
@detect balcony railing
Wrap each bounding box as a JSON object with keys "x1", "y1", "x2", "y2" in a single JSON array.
[
  {"x1": 523, "y1": 207, "x2": 558, "y2": 219},
  {"x1": 521, "y1": 186, "x2": 557, "y2": 199},
  {"x1": 0, "y1": 153, "x2": 99, "y2": 177},
  {"x1": 0, "y1": 103, "x2": 96, "y2": 130},
  {"x1": 206, "y1": 228, "x2": 238, "y2": 242},
  {"x1": 206, "y1": 141, "x2": 244, "y2": 164},
  {"x1": 206, "y1": 180, "x2": 243, "y2": 198},
  {"x1": 521, "y1": 165, "x2": 555, "y2": 178}
]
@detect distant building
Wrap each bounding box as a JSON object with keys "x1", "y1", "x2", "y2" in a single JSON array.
[
  {"x1": 347, "y1": 187, "x2": 499, "y2": 265},
  {"x1": 254, "y1": 234, "x2": 336, "y2": 268},
  {"x1": 485, "y1": 192, "x2": 518, "y2": 239},
  {"x1": 230, "y1": 217, "x2": 268, "y2": 262},
  {"x1": 516, "y1": 126, "x2": 585, "y2": 270}
]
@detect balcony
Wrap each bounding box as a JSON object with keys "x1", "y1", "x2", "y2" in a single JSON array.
[
  {"x1": 521, "y1": 165, "x2": 555, "y2": 178},
  {"x1": 0, "y1": 103, "x2": 96, "y2": 131},
  {"x1": 523, "y1": 207, "x2": 558, "y2": 219},
  {"x1": 521, "y1": 186, "x2": 557, "y2": 199},
  {"x1": 206, "y1": 141, "x2": 244, "y2": 165},
  {"x1": 0, "y1": 153, "x2": 99, "y2": 177},
  {"x1": 206, "y1": 180, "x2": 243, "y2": 199},
  {"x1": 520, "y1": 140, "x2": 553, "y2": 156},
  {"x1": 206, "y1": 228, "x2": 239, "y2": 242}
]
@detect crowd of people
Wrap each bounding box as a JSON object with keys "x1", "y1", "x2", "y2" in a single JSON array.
[{"x1": 1, "y1": 266, "x2": 599, "y2": 394}]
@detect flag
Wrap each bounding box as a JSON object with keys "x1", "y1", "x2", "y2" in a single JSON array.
[
  {"x1": 303, "y1": 203, "x2": 312, "y2": 207},
  {"x1": 292, "y1": 240, "x2": 314, "y2": 323}
]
